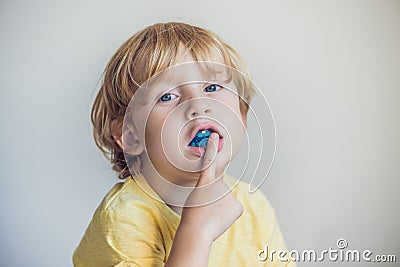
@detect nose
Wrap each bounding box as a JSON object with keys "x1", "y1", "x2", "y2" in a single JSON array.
[{"x1": 185, "y1": 98, "x2": 212, "y2": 120}]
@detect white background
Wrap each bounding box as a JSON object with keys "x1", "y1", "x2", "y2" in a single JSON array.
[{"x1": 1, "y1": 0, "x2": 399, "y2": 266}]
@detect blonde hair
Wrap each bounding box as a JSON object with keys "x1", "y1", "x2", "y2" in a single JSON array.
[{"x1": 91, "y1": 22, "x2": 256, "y2": 179}]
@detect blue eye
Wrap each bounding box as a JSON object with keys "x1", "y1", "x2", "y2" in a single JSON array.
[
  {"x1": 159, "y1": 93, "x2": 177, "y2": 102},
  {"x1": 204, "y1": 84, "x2": 222, "y2": 93}
]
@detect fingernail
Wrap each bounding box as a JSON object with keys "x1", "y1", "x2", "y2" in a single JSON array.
[{"x1": 212, "y1": 133, "x2": 218, "y2": 140}]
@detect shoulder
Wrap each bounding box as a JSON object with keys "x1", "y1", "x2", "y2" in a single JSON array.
[
  {"x1": 73, "y1": 177, "x2": 168, "y2": 265},
  {"x1": 93, "y1": 177, "x2": 165, "y2": 228},
  {"x1": 222, "y1": 173, "x2": 282, "y2": 239},
  {"x1": 223, "y1": 173, "x2": 275, "y2": 216},
  {"x1": 222, "y1": 174, "x2": 291, "y2": 251},
  {"x1": 100, "y1": 177, "x2": 151, "y2": 210}
]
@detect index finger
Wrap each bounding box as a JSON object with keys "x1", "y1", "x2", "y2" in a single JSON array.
[{"x1": 196, "y1": 132, "x2": 219, "y2": 186}]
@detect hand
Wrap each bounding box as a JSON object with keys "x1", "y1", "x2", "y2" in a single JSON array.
[
  {"x1": 180, "y1": 132, "x2": 244, "y2": 241},
  {"x1": 165, "y1": 133, "x2": 243, "y2": 266}
]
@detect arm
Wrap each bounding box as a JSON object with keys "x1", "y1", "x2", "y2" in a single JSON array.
[{"x1": 165, "y1": 223, "x2": 213, "y2": 267}]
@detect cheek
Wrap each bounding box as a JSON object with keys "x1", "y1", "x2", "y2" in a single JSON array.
[
  {"x1": 228, "y1": 118, "x2": 245, "y2": 153},
  {"x1": 161, "y1": 110, "x2": 190, "y2": 162},
  {"x1": 215, "y1": 89, "x2": 242, "y2": 114},
  {"x1": 145, "y1": 112, "x2": 167, "y2": 151},
  {"x1": 146, "y1": 108, "x2": 192, "y2": 168},
  {"x1": 220, "y1": 105, "x2": 246, "y2": 155}
]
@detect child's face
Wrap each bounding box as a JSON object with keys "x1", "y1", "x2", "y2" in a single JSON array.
[{"x1": 127, "y1": 50, "x2": 246, "y2": 186}]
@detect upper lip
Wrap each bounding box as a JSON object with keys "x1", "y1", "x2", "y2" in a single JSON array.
[{"x1": 188, "y1": 122, "x2": 223, "y2": 145}]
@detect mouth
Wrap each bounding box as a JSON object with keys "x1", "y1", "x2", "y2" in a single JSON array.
[{"x1": 187, "y1": 124, "x2": 224, "y2": 156}]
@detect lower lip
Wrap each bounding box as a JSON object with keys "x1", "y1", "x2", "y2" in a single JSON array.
[{"x1": 188, "y1": 137, "x2": 224, "y2": 156}]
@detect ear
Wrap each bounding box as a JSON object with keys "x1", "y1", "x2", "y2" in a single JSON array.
[
  {"x1": 113, "y1": 131, "x2": 144, "y2": 156},
  {"x1": 112, "y1": 120, "x2": 144, "y2": 156}
]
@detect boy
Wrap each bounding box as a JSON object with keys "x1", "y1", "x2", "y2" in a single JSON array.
[{"x1": 73, "y1": 22, "x2": 295, "y2": 266}]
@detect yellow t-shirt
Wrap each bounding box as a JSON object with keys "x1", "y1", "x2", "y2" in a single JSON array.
[{"x1": 73, "y1": 174, "x2": 296, "y2": 266}]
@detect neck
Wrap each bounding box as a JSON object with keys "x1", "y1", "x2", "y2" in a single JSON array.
[
  {"x1": 139, "y1": 154, "x2": 195, "y2": 213},
  {"x1": 167, "y1": 205, "x2": 183, "y2": 215}
]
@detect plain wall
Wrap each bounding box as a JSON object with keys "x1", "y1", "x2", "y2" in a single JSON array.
[{"x1": 0, "y1": 0, "x2": 399, "y2": 266}]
